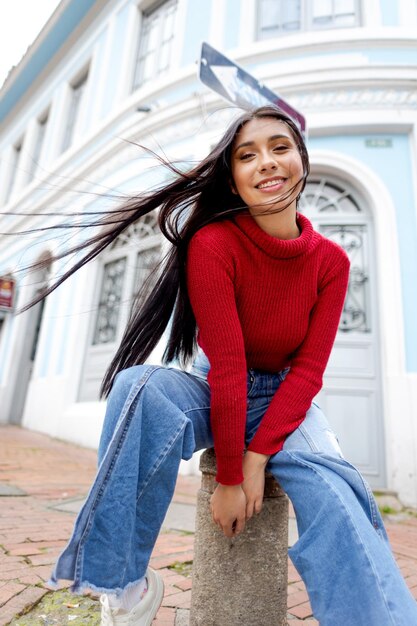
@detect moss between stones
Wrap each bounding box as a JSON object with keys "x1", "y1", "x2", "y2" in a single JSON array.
[
  {"x1": 8, "y1": 589, "x2": 100, "y2": 626},
  {"x1": 168, "y1": 560, "x2": 193, "y2": 577}
]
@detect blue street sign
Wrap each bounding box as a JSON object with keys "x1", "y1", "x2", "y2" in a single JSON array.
[{"x1": 199, "y1": 42, "x2": 306, "y2": 135}]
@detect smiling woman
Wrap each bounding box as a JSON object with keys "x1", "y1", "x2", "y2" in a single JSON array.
[
  {"x1": 231, "y1": 118, "x2": 305, "y2": 238},
  {"x1": 16, "y1": 105, "x2": 417, "y2": 626}
]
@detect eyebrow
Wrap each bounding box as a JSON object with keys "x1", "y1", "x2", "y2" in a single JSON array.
[{"x1": 234, "y1": 134, "x2": 292, "y2": 153}]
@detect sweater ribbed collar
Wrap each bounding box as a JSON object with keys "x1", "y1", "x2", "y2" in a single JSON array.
[{"x1": 233, "y1": 210, "x2": 314, "y2": 259}]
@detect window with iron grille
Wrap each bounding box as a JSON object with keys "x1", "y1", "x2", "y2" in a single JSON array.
[
  {"x1": 132, "y1": 0, "x2": 178, "y2": 90},
  {"x1": 299, "y1": 178, "x2": 370, "y2": 334},
  {"x1": 257, "y1": 0, "x2": 360, "y2": 40},
  {"x1": 92, "y1": 213, "x2": 162, "y2": 346},
  {"x1": 78, "y1": 212, "x2": 162, "y2": 401}
]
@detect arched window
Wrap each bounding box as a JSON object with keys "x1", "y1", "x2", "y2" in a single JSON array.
[
  {"x1": 257, "y1": 0, "x2": 361, "y2": 39},
  {"x1": 299, "y1": 178, "x2": 370, "y2": 333},
  {"x1": 79, "y1": 212, "x2": 162, "y2": 401}
]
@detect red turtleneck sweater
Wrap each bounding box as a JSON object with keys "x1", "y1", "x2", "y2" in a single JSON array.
[{"x1": 186, "y1": 210, "x2": 350, "y2": 485}]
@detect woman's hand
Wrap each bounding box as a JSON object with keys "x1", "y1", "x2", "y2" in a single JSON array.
[
  {"x1": 210, "y1": 483, "x2": 247, "y2": 538},
  {"x1": 242, "y1": 451, "x2": 269, "y2": 520}
]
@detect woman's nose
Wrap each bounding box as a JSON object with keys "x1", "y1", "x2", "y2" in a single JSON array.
[{"x1": 259, "y1": 158, "x2": 277, "y2": 172}]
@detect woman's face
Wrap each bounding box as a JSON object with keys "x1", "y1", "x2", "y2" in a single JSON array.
[{"x1": 230, "y1": 117, "x2": 304, "y2": 215}]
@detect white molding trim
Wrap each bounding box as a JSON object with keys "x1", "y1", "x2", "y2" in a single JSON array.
[
  {"x1": 233, "y1": 28, "x2": 417, "y2": 63},
  {"x1": 290, "y1": 88, "x2": 417, "y2": 111}
]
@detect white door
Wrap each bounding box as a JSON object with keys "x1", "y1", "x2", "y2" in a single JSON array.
[{"x1": 299, "y1": 177, "x2": 386, "y2": 488}]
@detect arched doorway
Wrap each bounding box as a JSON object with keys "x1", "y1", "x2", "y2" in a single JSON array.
[
  {"x1": 9, "y1": 254, "x2": 51, "y2": 424},
  {"x1": 78, "y1": 212, "x2": 162, "y2": 401},
  {"x1": 299, "y1": 177, "x2": 386, "y2": 488}
]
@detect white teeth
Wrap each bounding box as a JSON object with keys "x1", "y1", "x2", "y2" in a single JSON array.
[{"x1": 257, "y1": 178, "x2": 285, "y2": 189}]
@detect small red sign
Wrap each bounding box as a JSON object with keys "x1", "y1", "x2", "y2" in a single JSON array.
[{"x1": 0, "y1": 277, "x2": 16, "y2": 310}]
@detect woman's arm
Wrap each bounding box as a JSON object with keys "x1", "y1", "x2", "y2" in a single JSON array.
[
  {"x1": 187, "y1": 231, "x2": 255, "y2": 534},
  {"x1": 186, "y1": 231, "x2": 248, "y2": 485},
  {"x1": 248, "y1": 252, "x2": 350, "y2": 456}
]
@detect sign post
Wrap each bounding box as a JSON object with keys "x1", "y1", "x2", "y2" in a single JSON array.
[{"x1": 199, "y1": 42, "x2": 306, "y2": 136}]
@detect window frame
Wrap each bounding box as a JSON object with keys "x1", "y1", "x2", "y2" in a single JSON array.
[
  {"x1": 27, "y1": 110, "x2": 49, "y2": 183},
  {"x1": 132, "y1": 0, "x2": 178, "y2": 91},
  {"x1": 256, "y1": 0, "x2": 361, "y2": 40},
  {"x1": 61, "y1": 68, "x2": 90, "y2": 154},
  {"x1": 5, "y1": 140, "x2": 23, "y2": 204},
  {"x1": 91, "y1": 227, "x2": 162, "y2": 347}
]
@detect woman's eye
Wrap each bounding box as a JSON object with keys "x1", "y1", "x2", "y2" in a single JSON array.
[
  {"x1": 273, "y1": 145, "x2": 288, "y2": 152},
  {"x1": 240, "y1": 152, "x2": 254, "y2": 160}
]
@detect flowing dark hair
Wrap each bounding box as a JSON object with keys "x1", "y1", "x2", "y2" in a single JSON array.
[{"x1": 17, "y1": 105, "x2": 309, "y2": 396}]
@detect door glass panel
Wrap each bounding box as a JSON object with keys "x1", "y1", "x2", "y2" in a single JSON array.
[
  {"x1": 299, "y1": 178, "x2": 370, "y2": 333},
  {"x1": 320, "y1": 224, "x2": 370, "y2": 333},
  {"x1": 133, "y1": 246, "x2": 161, "y2": 311},
  {"x1": 258, "y1": 0, "x2": 301, "y2": 37},
  {"x1": 92, "y1": 257, "x2": 127, "y2": 345}
]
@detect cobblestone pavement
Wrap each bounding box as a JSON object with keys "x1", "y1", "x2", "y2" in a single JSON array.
[{"x1": 1, "y1": 425, "x2": 417, "y2": 625}]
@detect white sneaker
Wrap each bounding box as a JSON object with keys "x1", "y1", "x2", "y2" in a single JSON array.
[{"x1": 100, "y1": 568, "x2": 164, "y2": 626}]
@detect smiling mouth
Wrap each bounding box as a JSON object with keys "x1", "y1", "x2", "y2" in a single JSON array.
[{"x1": 256, "y1": 178, "x2": 287, "y2": 189}]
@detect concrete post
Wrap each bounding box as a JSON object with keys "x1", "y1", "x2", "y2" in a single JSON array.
[{"x1": 190, "y1": 448, "x2": 288, "y2": 626}]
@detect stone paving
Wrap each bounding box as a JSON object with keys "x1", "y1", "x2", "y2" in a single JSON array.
[{"x1": 1, "y1": 424, "x2": 417, "y2": 625}]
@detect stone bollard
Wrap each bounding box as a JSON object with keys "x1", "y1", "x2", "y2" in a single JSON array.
[{"x1": 190, "y1": 448, "x2": 288, "y2": 626}]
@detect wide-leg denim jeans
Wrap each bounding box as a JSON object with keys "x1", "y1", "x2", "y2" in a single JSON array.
[{"x1": 51, "y1": 352, "x2": 417, "y2": 625}]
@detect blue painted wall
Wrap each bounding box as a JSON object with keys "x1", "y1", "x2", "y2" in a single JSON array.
[
  {"x1": 309, "y1": 133, "x2": 417, "y2": 372},
  {"x1": 379, "y1": 0, "x2": 400, "y2": 26}
]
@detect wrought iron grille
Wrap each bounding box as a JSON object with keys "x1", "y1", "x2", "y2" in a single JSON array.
[
  {"x1": 92, "y1": 257, "x2": 127, "y2": 345},
  {"x1": 299, "y1": 179, "x2": 362, "y2": 215},
  {"x1": 111, "y1": 213, "x2": 160, "y2": 249},
  {"x1": 92, "y1": 211, "x2": 162, "y2": 345},
  {"x1": 299, "y1": 179, "x2": 370, "y2": 333},
  {"x1": 320, "y1": 225, "x2": 370, "y2": 333},
  {"x1": 132, "y1": 246, "x2": 162, "y2": 309}
]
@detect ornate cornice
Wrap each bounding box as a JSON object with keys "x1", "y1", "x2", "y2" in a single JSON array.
[{"x1": 287, "y1": 88, "x2": 417, "y2": 110}]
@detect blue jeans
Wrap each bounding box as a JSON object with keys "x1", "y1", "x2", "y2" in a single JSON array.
[{"x1": 51, "y1": 352, "x2": 417, "y2": 625}]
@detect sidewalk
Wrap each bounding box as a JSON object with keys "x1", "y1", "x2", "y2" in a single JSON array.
[{"x1": 1, "y1": 425, "x2": 417, "y2": 625}]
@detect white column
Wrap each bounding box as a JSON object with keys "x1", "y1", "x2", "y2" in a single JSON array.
[
  {"x1": 117, "y1": 2, "x2": 141, "y2": 102},
  {"x1": 359, "y1": 0, "x2": 382, "y2": 27},
  {"x1": 239, "y1": 0, "x2": 257, "y2": 47},
  {"x1": 208, "y1": 0, "x2": 226, "y2": 49}
]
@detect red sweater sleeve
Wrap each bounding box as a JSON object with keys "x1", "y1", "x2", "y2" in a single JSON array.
[
  {"x1": 247, "y1": 253, "x2": 350, "y2": 455},
  {"x1": 186, "y1": 234, "x2": 247, "y2": 484}
]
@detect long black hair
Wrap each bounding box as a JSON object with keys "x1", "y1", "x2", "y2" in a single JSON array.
[{"x1": 15, "y1": 105, "x2": 309, "y2": 396}]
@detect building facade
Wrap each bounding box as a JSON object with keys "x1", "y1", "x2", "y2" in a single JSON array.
[{"x1": 1, "y1": 0, "x2": 416, "y2": 505}]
